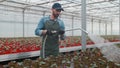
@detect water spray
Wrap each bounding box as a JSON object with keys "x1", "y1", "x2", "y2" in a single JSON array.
[{"x1": 66, "y1": 28, "x2": 120, "y2": 63}]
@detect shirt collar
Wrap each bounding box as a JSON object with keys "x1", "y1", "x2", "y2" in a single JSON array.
[{"x1": 49, "y1": 15, "x2": 59, "y2": 21}]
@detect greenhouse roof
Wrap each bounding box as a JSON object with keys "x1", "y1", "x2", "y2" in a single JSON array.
[{"x1": 0, "y1": 0, "x2": 119, "y2": 20}]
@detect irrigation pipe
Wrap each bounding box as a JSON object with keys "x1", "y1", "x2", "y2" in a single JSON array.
[
  {"x1": 42, "y1": 35, "x2": 48, "y2": 58},
  {"x1": 65, "y1": 28, "x2": 88, "y2": 34}
]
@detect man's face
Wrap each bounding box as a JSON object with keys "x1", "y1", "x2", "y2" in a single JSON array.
[{"x1": 52, "y1": 9, "x2": 61, "y2": 18}]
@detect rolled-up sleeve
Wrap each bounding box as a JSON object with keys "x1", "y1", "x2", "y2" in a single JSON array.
[{"x1": 35, "y1": 17, "x2": 44, "y2": 36}]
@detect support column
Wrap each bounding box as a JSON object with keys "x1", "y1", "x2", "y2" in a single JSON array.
[
  {"x1": 72, "y1": 16, "x2": 74, "y2": 36},
  {"x1": 111, "y1": 20, "x2": 112, "y2": 35},
  {"x1": 91, "y1": 18, "x2": 93, "y2": 34},
  {"x1": 119, "y1": 0, "x2": 120, "y2": 39},
  {"x1": 81, "y1": 0, "x2": 86, "y2": 50},
  {"x1": 99, "y1": 20, "x2": 101, "y2": 35},
  {"x1": 105, "y1": 21, "x2": 107, "y2": 40},
  {"x1": 71, "y1": 16, "x2": 74, "y2": 43},
  {"x1": 22, "y1": 9, "x2": 25, "y2": 37}
]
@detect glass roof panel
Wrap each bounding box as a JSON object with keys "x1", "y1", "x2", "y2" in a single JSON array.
[{"x1": 0, "y1": 0, "x2": 119, "y2": 19}]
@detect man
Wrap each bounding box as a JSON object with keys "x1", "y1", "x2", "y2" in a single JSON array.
[{"x1": 35, "y1": 3, "x2": 65, "y2": 58}]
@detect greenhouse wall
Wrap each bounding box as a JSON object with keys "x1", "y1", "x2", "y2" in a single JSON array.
[{"x1": 0, "y1": 0, "x2": 119, "y2": 37}]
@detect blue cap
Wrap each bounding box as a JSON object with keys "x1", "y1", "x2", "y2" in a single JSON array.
[{"x1": 52, "y1": 3, "x2": 64, "y2": 11}]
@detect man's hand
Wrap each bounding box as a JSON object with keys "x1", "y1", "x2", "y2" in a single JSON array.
[
  {"x1": 46, "y1": 30, "x2": 52, "y2": 35},
  {"x1": 42, "y1": 30, "x2": 47, "y2": 35},
  {"x1": 58, "y1": 30, "x2": 65, "y2": 35},
  {"x1": 42, "y1": 30, "x2": 58, "y2": 35},
  {"x1": 42, "y1": 30, "x2": 52, "y2": 35}
]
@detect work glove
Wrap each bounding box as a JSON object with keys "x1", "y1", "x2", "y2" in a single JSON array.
[{"x1": 58, "y1": 30, "x2": 65, "y2": 35}]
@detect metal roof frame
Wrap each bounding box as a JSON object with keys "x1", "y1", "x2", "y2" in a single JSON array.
[{"x1": 0, "y1": 0, "x2": 119, "y2": 20}]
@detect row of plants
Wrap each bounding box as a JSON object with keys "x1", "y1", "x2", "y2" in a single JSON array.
[
  {"x1": 0, "y1": 38, "x2": 41, "y2": 54},
  {"x1": 0, "y1": 37, "x2": 94, "y2": 55},
  {"x1": 0, "y1": 35, "x2": 120, "y2": 55},
  {"x1": 6, "y1": 48, "x2": 120, "y2": 68}
]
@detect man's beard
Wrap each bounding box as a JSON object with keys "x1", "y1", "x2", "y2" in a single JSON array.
[{"x1": 53, "y1": 13, "x2": 59, "y2": 18}]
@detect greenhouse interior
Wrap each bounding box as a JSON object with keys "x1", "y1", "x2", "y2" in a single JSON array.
[{"x1": 0, "y1": 0, "x2": 120, "y2": 68}]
